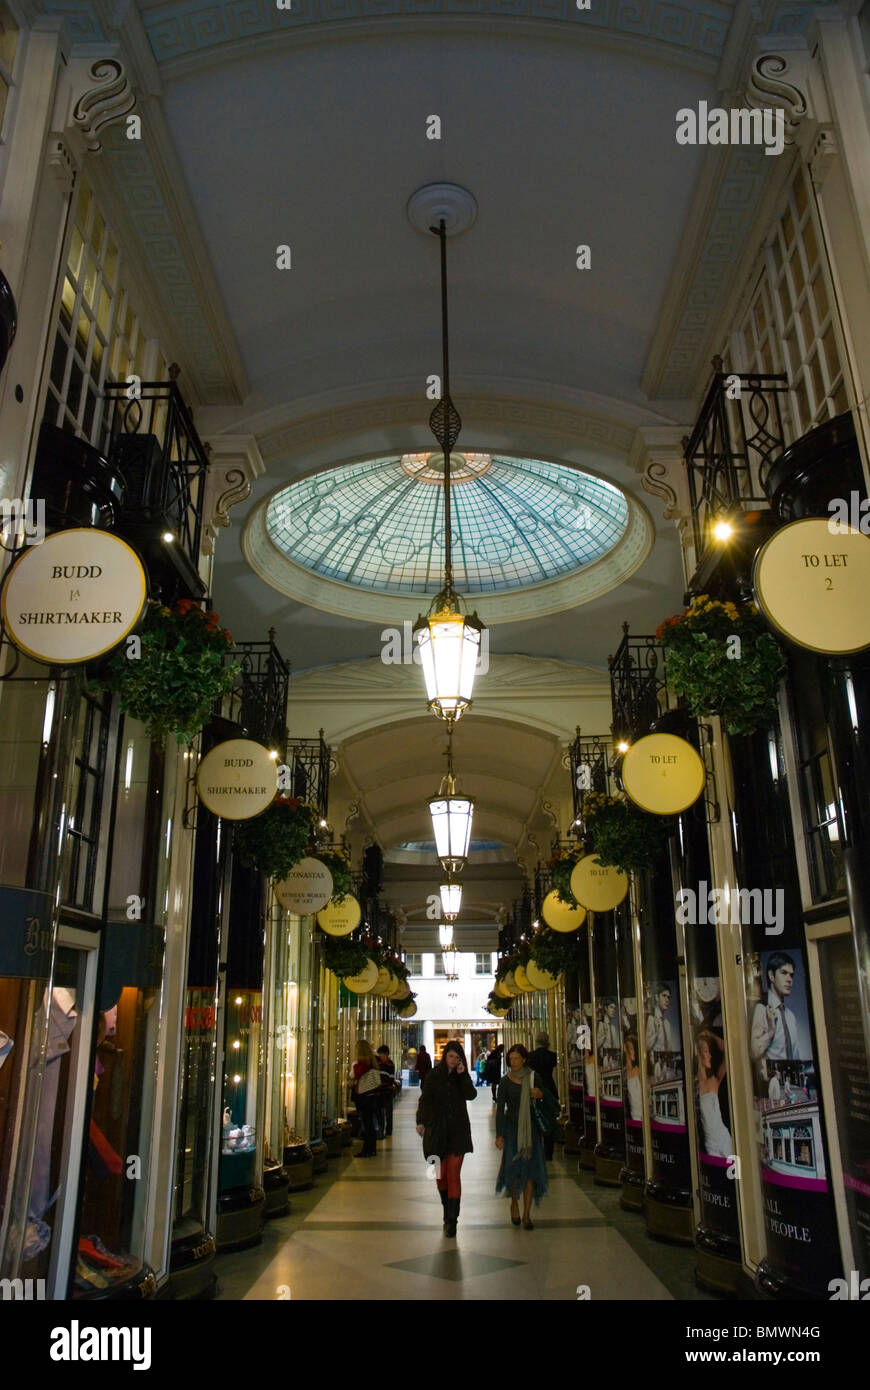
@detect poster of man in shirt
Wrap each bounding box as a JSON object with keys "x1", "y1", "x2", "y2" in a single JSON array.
[{"x1": 747, "y1": 950, "x2": 824, "y2": 1182}]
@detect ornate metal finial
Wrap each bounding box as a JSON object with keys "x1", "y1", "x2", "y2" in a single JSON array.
[{"x1": 168, "y1": 362, "x2": 181, "y2": 381}]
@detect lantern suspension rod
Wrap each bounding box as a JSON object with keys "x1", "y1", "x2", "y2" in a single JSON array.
[{"x1": 431, "y1": 218, "x2": 457, "y2": 599}]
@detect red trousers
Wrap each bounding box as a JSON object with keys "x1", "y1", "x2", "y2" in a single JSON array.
[{"x1": 435, "y1": 1152, "x2": 464, "y2": 1197}]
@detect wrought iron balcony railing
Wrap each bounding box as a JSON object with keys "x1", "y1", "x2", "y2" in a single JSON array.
[
  {"x1": 608, "y1": 624, "x2": 669, "y2": 744},
  {"x1": 568, "y1": 729, "x2": 613, "y2": 827},
  {"x1": 683, "y1": 358, "x2": 787, "y2": 564},
  {"x1": 226, "y1": 631, "x2": 290, "y2": 750},
  {"x1": 284, "y1": 732, "x2": 331, "y2": 819},
  {"x1": 103, "y1": 367, "x2": 209, "y2": 601}
]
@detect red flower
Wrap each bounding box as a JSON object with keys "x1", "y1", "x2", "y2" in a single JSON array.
[
  {"x1": 222, "y1": 628, "x2": 233, "y2": 644},
  {"x1": 274, "y1": 796, "x2": 300, "y2": 810},
  {"x1": 205, "y1": 611, "x2": 220, "y2": 631},
  {"x1": 176, "y1": 598, "x2": 196, "y2": 616}
]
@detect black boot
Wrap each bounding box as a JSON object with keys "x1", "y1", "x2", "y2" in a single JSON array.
[
  {"x1": 438, "y1": 1188, "x2": 449, "y2": 1227},
  {"x1": 444, "y1": 1196, "x2": 459, "y2": 1238}
]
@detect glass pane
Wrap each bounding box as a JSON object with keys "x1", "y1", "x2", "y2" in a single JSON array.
[
  {"x1": 91, "y1": 335, "x2": 103, "y2": 375},
  {"x1": 75, "y1": 308, "x2": 90, "y2": 357},
  {"x1": 97, "y1": 287, "x2": 111, "y2": 338},
  {"x1": 67, "y1": 357, "x2": 84, "y2": 417},
  {"x1": 790, "y1": 248, "x2": 805, "y2": 297},
  {"x1": 782, "y1": 204, "x2": 795, "y2": 251},
  {"x1": 222, "y1": 989, "x2": 262, "y2": 1189},
  {"x1": 793, "y1": 172, "x2": 808, "y2": 217},
  {"x1": 60, "y1": 278, "x2": 75, "y2": 334},
  {"x1": 793, "y1": 377, "x2": 810, "y2": 432},
  {"x1": 821, "y1": 325, "x2": 839, "y2": 382},
  {"x1": 68, "y1": 229, "x2": 84, "y2": 283},
  {"x1": 814, "y1": 273, "x2": 829, "y2": 324},
  {"x1": 76, "y1": 183, "x2": 91, "y2": 234},
  {"x1": 808, "y1": 353, "x2": 825, "y2": 415},
  {"x1": 832, "y1": 379, "x2": 849, "y2": 416},
  {"x1": 104, "y1": 240, "x2": 118, "y2": 288},
  {"x1": 784, "y1": 328, "x2": 799, "y2": 377},
  {"x1": 49, "y1": 334, "x2": 68, "y2": 393},
  {"x1": 82, "y1": 385, "x2": 97, "y2": 441},
  {"x1": 82, "y1": 255, "x2": 98, "y2": 309},
  {"x1": 771, "y1": 237, "x2": 782, "y2": 275},
  {"x1": 799, "y1": 298, "x2": 815, "y2": 355},
  {"x1": 91, "y1": 212, "x2": 105, "y2": 259},
  {"x1": 777, "y1": 277, "x2": 792, "y2": 326},
  {"x1": 175, "y1": 989, "x2": 218, "y2": 1237},
  {"x1": 803, "y1": 217, "x2": 818, "y2": 271}
]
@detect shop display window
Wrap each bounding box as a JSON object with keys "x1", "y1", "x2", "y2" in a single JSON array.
[
  {"x1": 72, "y1": 941, "x2": 161, "y2": 1297},
  {"x1": 221, "y1": 988, "x2": 262, "y2": 1191},
  {"x1": 174, "y1": 987, "x2": 219, "y2": 1240}
]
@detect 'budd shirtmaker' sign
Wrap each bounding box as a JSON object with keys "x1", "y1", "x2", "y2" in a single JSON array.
[
  {"x1": 1, "y1": 528, "x2": 147, "y2": 664},
  {"x1": 195, "y1": 739, "x2": 278, "y2": 820}
]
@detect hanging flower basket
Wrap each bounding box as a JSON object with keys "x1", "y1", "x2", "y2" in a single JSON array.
[
  {"x1": 526, "y1": 928, "x2": 586, "y2": 979},
  {"x1": 96, "y1": 598, "x2": 238, "y2": 745},
  {"x1": 548, "y1": 845, "x2": 584, "y2": 907},
  {"x1": 657, "y1": 594, "x2": 786, "y2": 736},
  {"x1": 234, "y1": 796, "x2": 318, "y2": 880},
  {"x1": 317, "y1": 848, "x2": 352, "y2": 903},
  {"x1": 322, "y1": 934, "x2": 369, "y2": 980},
  {"x1": 582, "y1": 790, "x2": 665, "y2": 875}
]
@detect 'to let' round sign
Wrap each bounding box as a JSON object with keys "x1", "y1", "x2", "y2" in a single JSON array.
[
  {"x1": 570, "y1": 855, "x2": 629, "y2": 912},
  {"x1": 2, "y1": 528, "x2": 147, "y2": 664},
  {"x1": 753, "y1": 518, "x2": 870, "y2": 654},
  {"x1": 196, "y1": 739, "x2": 277, "y2": 820},
  {"x1": 621, "y1": 733, "x2": 705, "y2": 815},
  {"x1": 275, "y1": 857, "x2": 334, "y2": 914}
]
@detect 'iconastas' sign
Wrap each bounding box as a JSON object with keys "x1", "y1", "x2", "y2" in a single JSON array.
[
  {"x1": 1, "y1": 528, "x2": 147, "y2": 664},
  {"x1": 570, "y1": 855, "x2": 629, "y2": 912},
  {"x1": 195, "y1": 739, "x2": 277, "y2": 820},
  {"x1": 621, "y1": 733, "x2": 705, "y2": 815},
  {"x1": 753, "y1": 518, "x2": 870, "y2": 654},
  {"x1": 275, "y1": 857, "x2": 333, "y2": 914}
]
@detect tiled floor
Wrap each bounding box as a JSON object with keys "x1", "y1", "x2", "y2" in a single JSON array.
[{"x1": 216, "y1": 1088, "x2": 716, "y2": 1301}]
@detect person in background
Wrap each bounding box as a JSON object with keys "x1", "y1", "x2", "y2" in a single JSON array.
[
  {"x1": 527, "y1": 1032, "x2": 558, "y2": 1160},
  {"x1": 484, "y1": 1043, "x2": 503, "y2": 1104},
  {"x1": 351, "y1": 1039, "x2": 380, "y2": 1158},
  {"x1": 416, "y1": 1040, "x2": 477, "y2": 1237},
  {"x1": 376, "y1": 1044, "x2": 396, "y2": 1138},
  {"x1": 495, "y1": 1044, "x2": 547, "y2": 1229},
  {"x1": 415, "y1": 1044, "x2": 432, "y2": 1088},
  {"x1": 475, "y1": 1049, "x2": 488, "y2": 1087}
]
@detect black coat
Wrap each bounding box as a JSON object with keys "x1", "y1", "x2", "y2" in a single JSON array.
[
  {"x1": 416, "y1": 1063, "x2": 477, "y2": 1158},
  {"x1": 527, "y1": 1048, "x2": 558, "y2": 1096}
]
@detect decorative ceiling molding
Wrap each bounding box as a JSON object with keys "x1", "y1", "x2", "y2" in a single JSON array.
[
  {"x1": 135, "y1": 0, "x2": 732, "y2": 76},
  {"x1": 255, "y1": 393, "x2": 637, "y2": 465},
  {"x1": 202, "y1": 434, "x2": 264, "y2": 556}
]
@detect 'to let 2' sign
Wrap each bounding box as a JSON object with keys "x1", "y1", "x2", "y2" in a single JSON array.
[
  {"x1": 570, "y1": 855, "x2": 629, "y2": 912},
  {"x1": 753, "y1": 518, "x2": 870, "y2": 654},
  {"x1": 1, "y1": 528, "x2": 147, "y2": 664},
  {"x1": 196, "y1": 739, "x2": 278, "y2": 820},
  {"x1": 620, "y1": 733, "x2": 705, "y2": 815}
]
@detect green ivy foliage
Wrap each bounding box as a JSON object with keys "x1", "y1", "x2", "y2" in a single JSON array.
[{"x1": 234, "y1": 798, "x2": 317, "y2": 880}]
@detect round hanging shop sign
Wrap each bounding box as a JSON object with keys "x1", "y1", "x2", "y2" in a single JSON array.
[
  {"x1": 1, "y1": 528, "x2": 147, "y2": 665},
  {"x1": 196, "y1": 739, "x2": 278, "y2": 820},
  {"x1": 570, "y1": 855, "x2": 629, "y2": 912},
  {"x1": 343, "y1": 958, "x2": 379, "y2": 994},
  {"x1": 525, "y1": 958, "x2": 560, "y2": 991},
  {"x1": 621, "y1": 733, "x2": 705, "y2": 815},
  {"x1": 541, "y1": 890, "x2": 587, "y2": 934},
  {"x1": 512, "y1": 964, "x2": 536, "y2": 994},
  {"x1": 275, "y1": 857, "x2": 334, "y2": 914},
  {"x1": 396, "y1": 1000, "x2": 417, "y2": 1018},
  {"x1": 317, "y1": 894, "x2": 362, "y2": 936},
  {"x1": 753, "y1": 517, "x2": 870, "y2": 654}
]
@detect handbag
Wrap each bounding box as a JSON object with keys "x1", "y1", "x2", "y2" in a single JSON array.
[
  {"x1": 356, "y1": 1066, "x2": 380, "y2": 1095},
  {"x1": 532, "y1": 1083, "x2": 560, "y2": 1136}
]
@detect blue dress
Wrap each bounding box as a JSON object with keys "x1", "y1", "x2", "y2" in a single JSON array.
[{"x1": 494, "y1": 1072, "x2": 549, "y2": 1205}]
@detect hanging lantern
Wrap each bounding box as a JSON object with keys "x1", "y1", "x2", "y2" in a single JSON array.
[
  {"x1": 438, "y1": 922, "x2": 454, "y2": 949},
  {"x1": 411, "y1": 221, "x2": 487, "y2": 723},
  {"x1": 428, "y1": 725, "x2": 473, "y2": 873},
  {"x1": 414, "y1": 603, "x2": 484, "y2": 723},
  {"x1": 439, "y1": 879, "x2": 462, "y2": 920},
  {"x1": 442, "y1": 945, "x2": 458, "y2": 978}
]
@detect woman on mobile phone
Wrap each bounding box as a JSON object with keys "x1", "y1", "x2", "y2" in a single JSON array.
[
  {"x1": 416, "y1": 1040, "x2": 476, "y2": 1237},
  {"x1": 495, "y1": 1043, "x2": 548, "y2": 1229}
]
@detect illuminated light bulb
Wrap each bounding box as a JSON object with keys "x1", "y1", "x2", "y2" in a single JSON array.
[
  {"x1": 617, "y1": 741, "x2": 629, "y2": 754},
  {"x1": 235, "y1": 996, "x2": 243, "y2": 1005},
  {"x1": 233, "y1": 1074, "x2": 241, "y2": 1083},
  {"x1": 162, "y1": 531, "x2": 175, "y2": 543},
  {"x1": 232, "y1": 1040, "x2": 240, "y2": 1050},
  {"x1": 712, "y1": 519, "x2": 733, "y2": 542}
]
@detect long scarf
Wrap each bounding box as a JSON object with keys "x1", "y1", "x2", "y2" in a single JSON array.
[{"x1": 515, "y1": 1065, "x2": 534, "y2": 1159}]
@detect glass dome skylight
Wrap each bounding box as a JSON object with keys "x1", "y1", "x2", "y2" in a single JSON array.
[{"x1": 264, "y1": 453, "x2": 629, "y2": 597}]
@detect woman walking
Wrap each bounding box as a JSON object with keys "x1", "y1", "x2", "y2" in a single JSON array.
[
  {"x1": 526, "y1": 1031, "x2": 558, "y2": 1161},
  {"x1": 495, "y1": 1043, "x2": 548, "y2": 1229},
  {"x1": 415, "y1": 1040, "x2": 476, "y2": 1237},
  {"x1": 351, "y1": 1039, "x2": 380, "y2": 1158}
]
